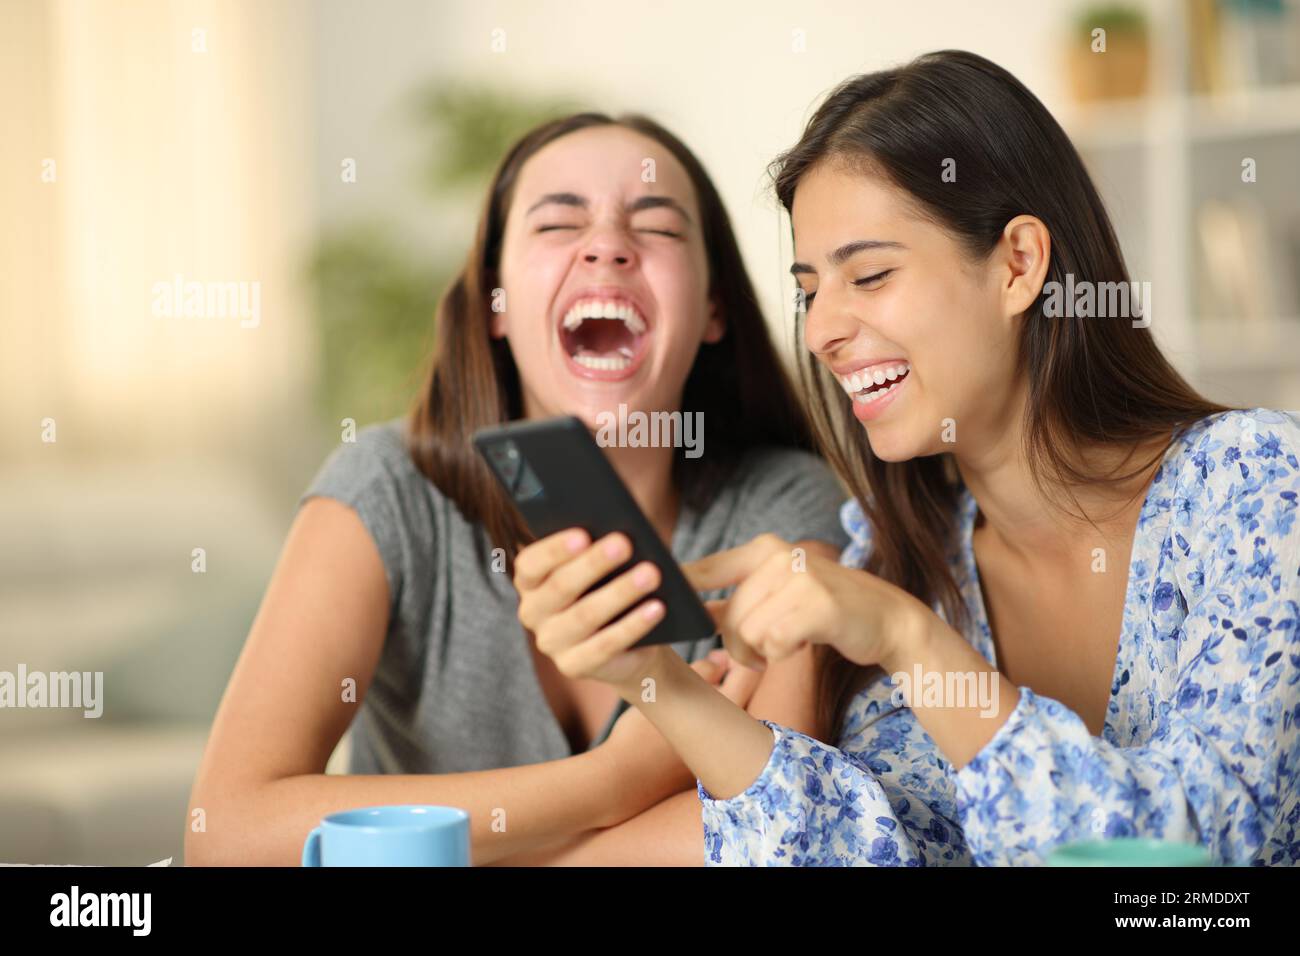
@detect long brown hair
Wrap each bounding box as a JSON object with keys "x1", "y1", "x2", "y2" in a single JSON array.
[
  {"x1": 772, "y1": 51, "x2": 1232, "y2": 740},
  {"x1": 408, "y1": 112, "x2": 816, "y2": 575}
]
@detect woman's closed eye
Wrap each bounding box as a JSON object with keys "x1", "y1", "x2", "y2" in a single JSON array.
[
  {"x1": 631, "y1": 215, "x2": 686, "y2": 239},
  {"x1": 854, "y1": 269, "x2": 894, "y2": 290},
  {"x1": 799, "y1": 269, "x2": 893, "y2": 307},
  {"x1": 534, "y1": 223, "x2": 681, "y2": 238}
]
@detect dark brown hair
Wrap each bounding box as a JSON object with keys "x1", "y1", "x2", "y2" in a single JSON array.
[
  {"x1": 408, "y1": 112, "x2": 817, "y2": 578},
  {"x1": 772, "y1": 51, "x2": 1231, "y2": 740}
]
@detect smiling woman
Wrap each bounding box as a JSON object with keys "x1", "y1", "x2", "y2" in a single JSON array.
[
  {"x1": 526, "y1": 188, "x2": 690, "y2": 377},
  {"x1": 712, "y1": 50, "x2": 1300, "y2": 865},
  {"x1": 409, "y1": 116, "x2": 811, "y2": 558},
  {"x1": 186, "y1": 112, "x2": 851, "y2": 867},
  {"x1": 523, "y1": 52, "x2": 1300, "y2": 868}
]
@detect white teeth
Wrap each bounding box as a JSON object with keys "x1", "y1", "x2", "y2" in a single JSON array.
[
  {"x1": 560, "y1": 299, "x2": 647, "y2": 335},
  {"x1": 839, "y1": 363, "x2": 910, "y2": 399},
  {"x1": 573, "y1": 354, "x2": 632, "y2": 371},
  {"x1": 853, "y1": 380, "x2": 903, "y2": 405}
]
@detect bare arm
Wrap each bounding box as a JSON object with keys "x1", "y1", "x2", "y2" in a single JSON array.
[
  {"x1": 491, "y1": 789, "x2": 704, "y2": 866},
  {"x1": 184, "y1": 498, "x2": 677, "y2": 867},
  {"x1": 491, "y1": 541, "x2": 836, "y2": 866}
]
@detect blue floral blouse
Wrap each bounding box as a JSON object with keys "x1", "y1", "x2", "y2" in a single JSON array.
[{"x1": 698, "y1": 408, "x2": 1300, "y2": 866}]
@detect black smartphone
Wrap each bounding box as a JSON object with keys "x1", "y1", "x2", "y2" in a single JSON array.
[{"x1": 473, "y1": 415, "x2": 716, "y2": 648}]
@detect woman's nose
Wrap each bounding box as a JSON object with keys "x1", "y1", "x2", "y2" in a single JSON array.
[
  {"x1": 580, "y1": 225, "x2": 637, "y2": 269},
  {"x1": 804, "y1": 291, "x2": 859, "y2": 356}
]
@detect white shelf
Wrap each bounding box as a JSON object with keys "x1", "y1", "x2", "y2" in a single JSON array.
[
  {"x1": 1062, "y1": 0, "x2": 1300, "y2": 410},
  {"x1": 1188, "y1": 83, "x2": 1300, "y2": 141},
  {"x1": 1066, "y1": 97, "x2": 1155, "y2": 150},
  {"x1": 1067, "y1": 83, "x2": 1300, "y2": 149}
]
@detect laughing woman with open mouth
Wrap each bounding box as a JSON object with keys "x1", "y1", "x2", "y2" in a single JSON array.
[
  {"x1": 521, "y1": 51, "x2": 1300, "y2": 865},
  {"x1": 186, "y1": 114, "x2": 851, "y2": 866}
]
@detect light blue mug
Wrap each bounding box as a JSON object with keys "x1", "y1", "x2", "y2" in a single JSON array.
[{"x1": 302, "y1": 805, "x2": 471, "y2": 867}]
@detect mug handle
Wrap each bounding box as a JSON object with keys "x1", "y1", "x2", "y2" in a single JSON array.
[{"x1": 302, "y1": 826, "x2": 323, "y2": 867}]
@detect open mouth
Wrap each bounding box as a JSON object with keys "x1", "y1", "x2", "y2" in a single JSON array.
[
  {"x1": 558, "y1": 298, "x2": 649, "y2": 373},
  {"x1": 837, "y1": 362, "x2": 910, "y2": 405}
]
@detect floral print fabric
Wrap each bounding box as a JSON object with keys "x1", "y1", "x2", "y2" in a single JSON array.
[{"x1": 699, "y1": 409, "x2": 1300, "y2": 866}]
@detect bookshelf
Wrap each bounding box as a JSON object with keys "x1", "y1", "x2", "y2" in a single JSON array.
[{"x1": 1062, "y1": 0, "x2": 1300, "y2": 412}]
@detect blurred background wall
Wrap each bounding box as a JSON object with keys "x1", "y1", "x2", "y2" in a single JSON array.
[{"x1": 2, "y1": 0, "x2": 1298, "y2": 864}]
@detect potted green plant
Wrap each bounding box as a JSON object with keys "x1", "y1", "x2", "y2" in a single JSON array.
[{"x1": 1068, "y1": 3, "x2": 1150, "y2": 102}]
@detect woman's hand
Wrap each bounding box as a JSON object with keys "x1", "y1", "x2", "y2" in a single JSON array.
[
  {"x1": 514, "y1": 528, "x2": 669, "y2": 696},
  {"x1": 684, "y1": 533, "x2": 933, "y2": 672}
]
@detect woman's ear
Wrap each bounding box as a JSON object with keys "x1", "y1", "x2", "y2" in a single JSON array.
[
  {"x1": 998, "y1": 215, "x2": 1051, "y2": 322},
  {"x1": 701, "y1": 296, "x2": 725, "y2": 344}
]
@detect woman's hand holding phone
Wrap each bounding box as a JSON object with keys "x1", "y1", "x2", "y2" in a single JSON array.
[
  {"x1": 517, "y1": 528, "x2": 851, "y2": 803},
  {"x1": 514, "y1": 527, "x2": 671, "y2": 695},
  {"x1": 513, "y1": 526, "x2": 765, "y2": 705},
  {"x1": 513, "y1": 529, "x2": 764, "y2": 818}
]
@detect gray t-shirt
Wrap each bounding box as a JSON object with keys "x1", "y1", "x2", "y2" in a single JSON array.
[{"x1": 298, "y1": 418, "x2": 849, "y2": 775}]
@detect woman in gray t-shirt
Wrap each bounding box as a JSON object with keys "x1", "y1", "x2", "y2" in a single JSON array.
[{"x1": 186, "y1": 112, "x2": 847, "y2": 867}]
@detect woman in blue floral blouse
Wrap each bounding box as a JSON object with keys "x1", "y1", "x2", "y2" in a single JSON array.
[{"x1": 514, "y1": 50, "x2": 1300, "y2": 866}]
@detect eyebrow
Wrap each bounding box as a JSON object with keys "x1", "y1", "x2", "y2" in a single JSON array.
[
  {"x1": 525, "y1": 192, "x2": 586, "y2": 214},
  {"x1": 524, "y1": 192, "x2": 692, "y2": 223},
  {"x1": 626, "y1": 195, "x2": 692, "y2": 223},
  {"x1": 790, "y1": 239, "x2": 906, "y2": 275}
]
